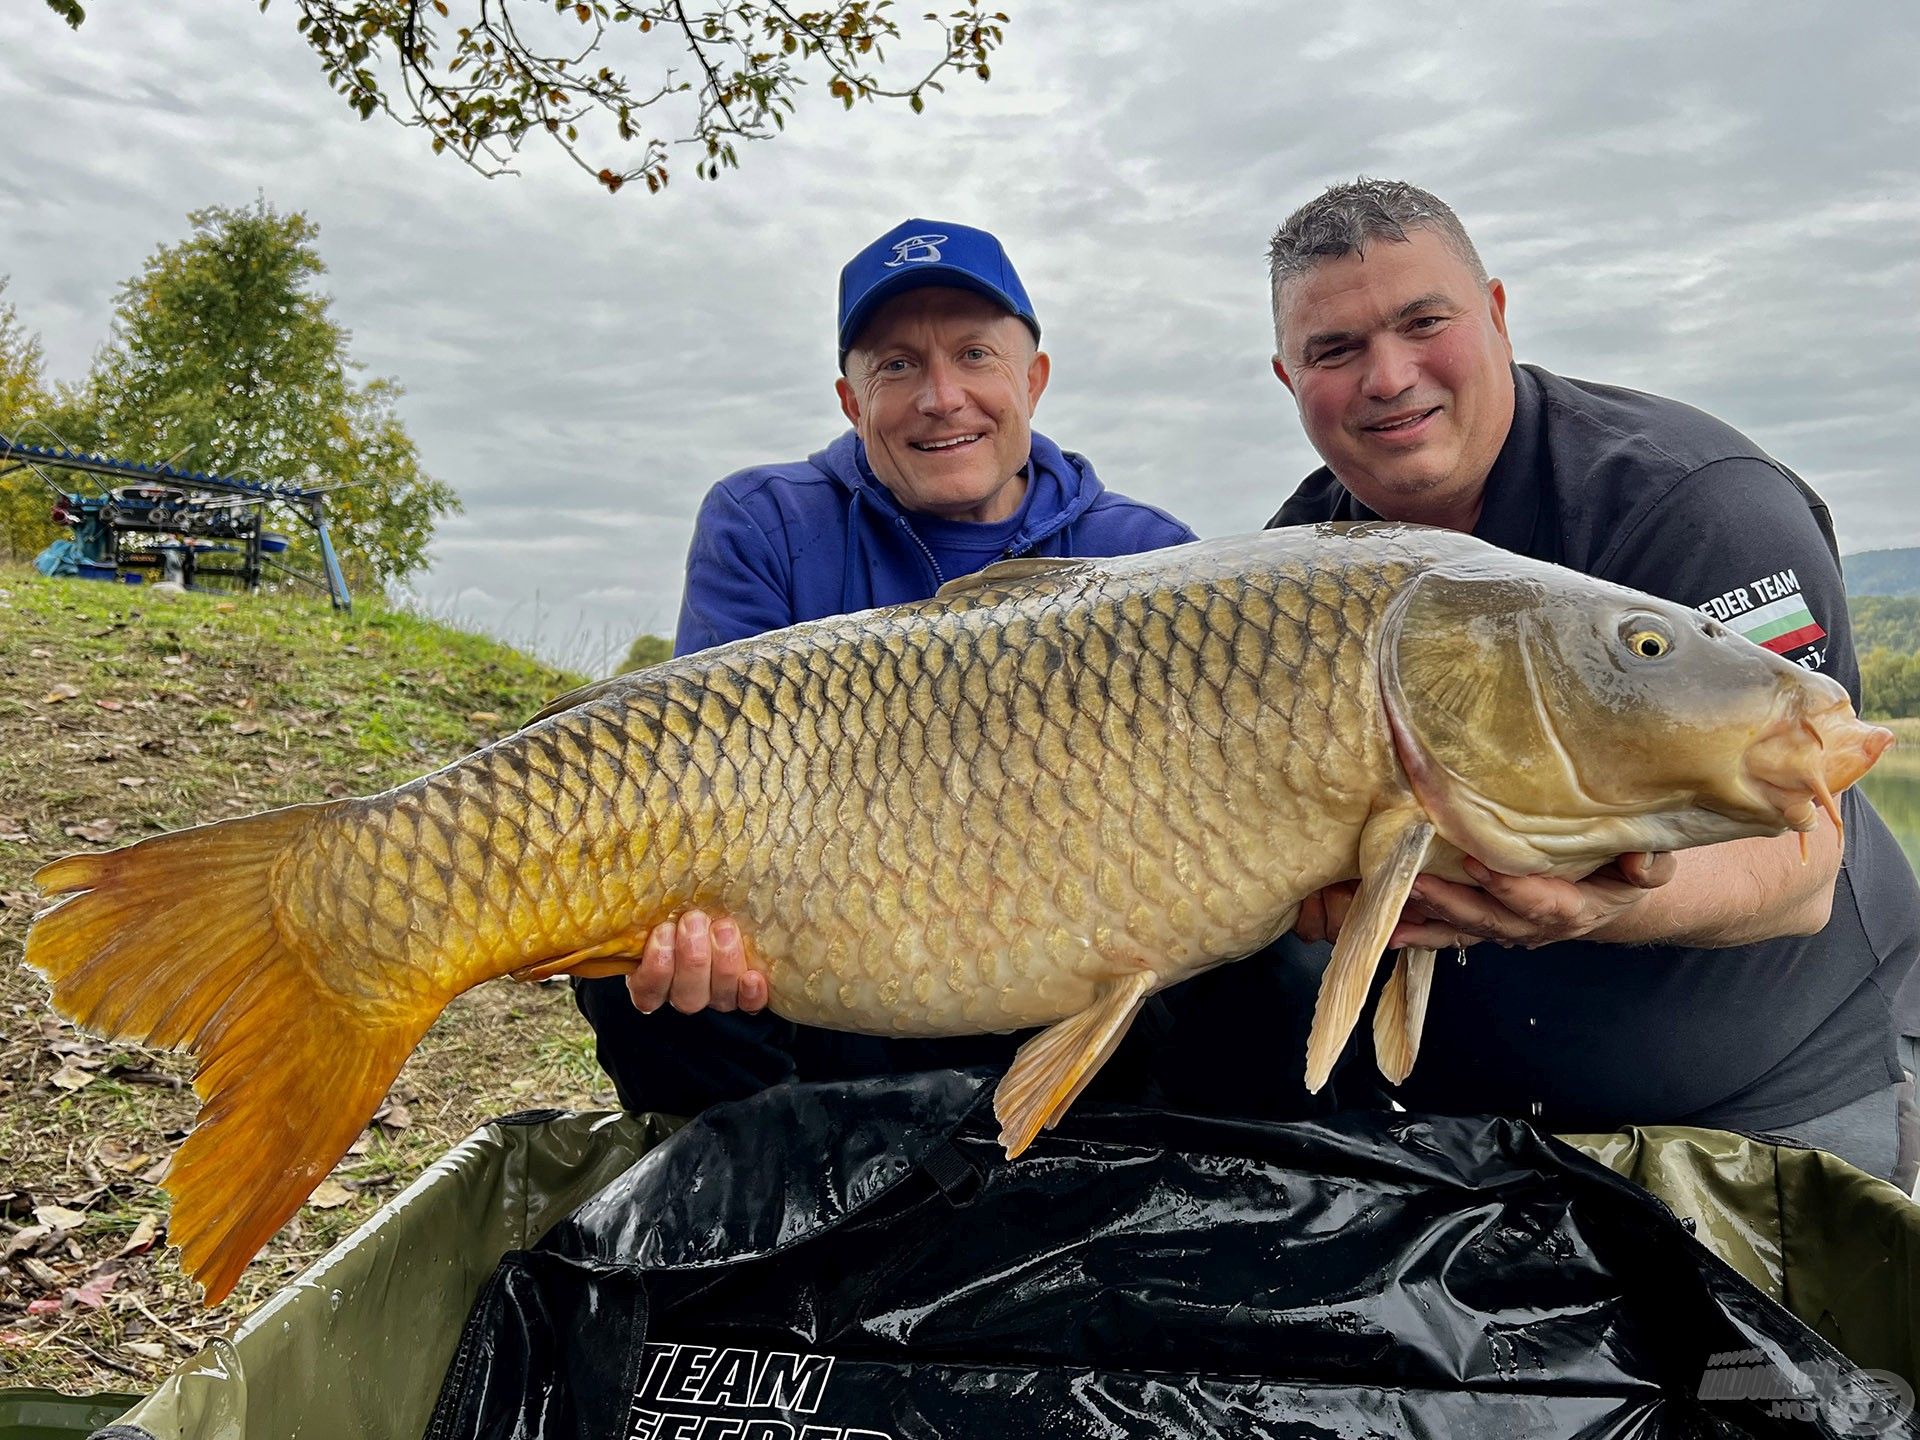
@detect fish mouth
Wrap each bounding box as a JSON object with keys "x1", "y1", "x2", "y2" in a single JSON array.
[{"x1": 1740, "y1": 696, "x2": 1893, "y2": 840}]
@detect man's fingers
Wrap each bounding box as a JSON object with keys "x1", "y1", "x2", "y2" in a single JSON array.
[
  {"x1": 629, "y1": 920, "x2": 677, "y2": 1013},
  {"x1": 1410, "y1": 875, "x2": 1531, "y2": 944},
  {"x1": 1617, "y1": 850, "x2": 1677, "y2": 888},
  {"x1": 1389, "y1": 919, "x2": 1476, "y2": 950},
  {"x1": 667, "y1": 910, "x2": 713, "y2": 1013},
  {"x1": 1295, "y1": 890, "x2": 1329, "y2": 944},
  {"x1": 738, "y1": 969, "x2": 769, "y2": 1013},
  {"x1": 707, "y1": 916, "x2": 745, "y2": 1012}
]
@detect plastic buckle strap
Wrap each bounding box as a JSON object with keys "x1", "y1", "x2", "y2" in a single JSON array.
[{"x1": 921, "y1": 1140, "x2": 982, "y2": 1205}]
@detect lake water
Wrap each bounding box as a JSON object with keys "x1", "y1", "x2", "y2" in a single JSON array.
[{"x1": 1858, "y1": 751, "x2": 1920, "y2": 871}]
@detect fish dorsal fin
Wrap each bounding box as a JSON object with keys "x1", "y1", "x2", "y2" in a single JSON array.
[
  {"x1": 935, "y1": 556, "x2": 1091, "y2": 601},
  {"x1": 526, "y1": 675, "x2": 632, "y2": 726},
  {"x1": 1304, "y1": 807, "x2": 1435, "y2": 1092}
]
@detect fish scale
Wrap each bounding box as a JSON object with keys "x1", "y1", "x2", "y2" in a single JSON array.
[{"x1": 30, "y1": 523, "x2": 1886, "y2": 1303}]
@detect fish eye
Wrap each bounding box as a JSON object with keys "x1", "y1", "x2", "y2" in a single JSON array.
[{"x1": 1620, "y1": 619, "x2": 1673, "y2": 660}]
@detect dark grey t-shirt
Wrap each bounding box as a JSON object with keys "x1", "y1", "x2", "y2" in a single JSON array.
[{"x1": 1269, "y1": 363, "x2": 1920, "y2": 1132}]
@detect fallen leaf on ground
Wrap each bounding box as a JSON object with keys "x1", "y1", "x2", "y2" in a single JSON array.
[
  {"x1": 346, "y1": 1134, "x2": 372, "y2": 1156},
  {"x1": 307, "y1": 1180, "x2": 353, "y2": 1210},
  {"x1": 324, "y1": 781, "x2": 350, "y2": 798},
  {"x1": 215, "y1": 602, "x2": 237, "y2": 613},
  {"x1": 229, "y1": 720, "x2": 263, "y2": 735},
  {"x1": 26, "y1": 1297, "x2": 62, "y2": 1316},
  {"x1": 138, "y1": 1159, "x2": 171, "y2": 1186},
  {"x1": 116, "y1": 1215, "x2": 161, "y2": 1258},
  {"x1": 162, "y1": 654, "x2": 185, "y2": 666},
  {"x1": 63, "y1": 818, "x2": 118, "y2": 842},
  {"x1": 34, "y1": 1204, "x2": 91, "y2": 1231},
  {"x1": 43, "y1": 683, "x2": 81, "y2": 703},
  {"x1": 117, "y1": 776, "x2": 150, "y2": 788},
  {"x1": 469, "y1": 711, "x2": 501, "y2": 724},
  {"x1": 127, "y1": 1340, "x2": 168, "y2": 1360},
  {"x1": 95, "y1": 698, "x2": 125, "y2": 712},
  {"x1": 3, "y1": 1226, "x2": 51, "y2": 1261},
  {"x1": 72, "y1": 1268, "x2": 120, "y2": 1308},
  {"x1": 20, "y1": 1257, "x2": 62, "y2": 1289},
  {"x1": 374, "y1": 1102, "x2": 413, "y2": 1130},
  {"x1": 29, "y1": 646, "x2": 52, "y2": 658},
  {"x1": 0, "y1": 817, "x2": 27, "y2": 842},
  {"x1": 49, "y1": 1065, "x2": 96, "y2": 1093},
  {"x1": 354, "y1": 762, "x2": 378, "y2": 775}
]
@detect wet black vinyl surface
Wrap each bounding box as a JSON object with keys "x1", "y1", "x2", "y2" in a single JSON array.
[{"x1": 426, "y1": 1072, "x2": 1896, "y2": 1438}]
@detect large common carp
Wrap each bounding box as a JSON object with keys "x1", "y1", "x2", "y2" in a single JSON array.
[{"x1": 25, "y1": 524, "x2": 1888, "y2": 1302}]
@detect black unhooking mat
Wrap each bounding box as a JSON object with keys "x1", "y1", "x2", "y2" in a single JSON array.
[{"x1": 424, "y1": 1071, "x2": 1913, "y2": 1439}]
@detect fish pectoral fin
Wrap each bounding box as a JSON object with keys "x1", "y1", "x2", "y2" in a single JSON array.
[
  {"x1": 994, "y1": 971, "x2": 1155, "y2": 1160},
  {"x1": 1372, "y1": 945, "x2": 1439, "y2": 1085},
  {"x1": 1304, "y1": 809, "x2": 1435, "y2": 1093},
  {"x1": 509, "y1": 937, "x2": 647, "y2": 983}
]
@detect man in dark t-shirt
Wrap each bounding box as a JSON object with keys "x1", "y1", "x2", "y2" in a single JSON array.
[{"x1": 1254, "y1": 178, "x2": 1920, "y2": 1182}]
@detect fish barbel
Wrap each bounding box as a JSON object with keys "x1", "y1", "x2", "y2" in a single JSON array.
[{"x1": 25, "y1": 524, "x2": 1889, "y2": 1301}]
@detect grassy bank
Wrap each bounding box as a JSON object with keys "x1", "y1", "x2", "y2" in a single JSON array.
[{"x1": 0, "y1": 567, "x2": 620, "y2": 1394}]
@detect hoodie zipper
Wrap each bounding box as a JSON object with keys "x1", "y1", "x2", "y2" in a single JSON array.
[{"x1": 897, "y1": 515, "x2": 946, "y2": 587}]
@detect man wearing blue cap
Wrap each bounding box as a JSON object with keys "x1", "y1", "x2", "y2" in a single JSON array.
[{"x1": 575, "y1": 218, "x2": 1195, "y2": 1114}]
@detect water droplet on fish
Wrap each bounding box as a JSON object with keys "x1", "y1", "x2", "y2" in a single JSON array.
[
  {"x1": 1454, "y1": 946, "x2": 1468, "y2": 967},
  {"x1": 1529, "y1": 1101, "x2": 1543, "y2": 1118},
  {"x1": 329, "y1": 1288, "x2": 343, "y2": 1312},
  {"x1": 1527, "y1": 1017, "x2": 1536, "y2": 1027}
]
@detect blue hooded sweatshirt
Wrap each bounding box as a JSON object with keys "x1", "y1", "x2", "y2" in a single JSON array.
[
  {"x1": 577, "y1": 427, "x2": 1195, "y2": 1116},
  {"x1": 674, "y1": 428, "x2": 1194, "y2": 655}
]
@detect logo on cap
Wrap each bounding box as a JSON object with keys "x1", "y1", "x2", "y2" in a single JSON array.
[{"x1": 883, "y1": 234, "x2": 949, "y2": 267}]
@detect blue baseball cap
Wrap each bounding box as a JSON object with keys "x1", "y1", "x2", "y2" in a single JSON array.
[{"x1": 836, "y1": 218, "x2": 1041, "y2": 370}]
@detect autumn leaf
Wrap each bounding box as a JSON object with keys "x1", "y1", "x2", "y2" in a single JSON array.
[
  {"x1": 50, "y1": 1065, "x2": 97, "y2": 1093},
  {"x1": 73, "y1": 1268, "x2": 122, "y2": 1309},
  {"x1": 307, "y1": 1180, "x2": 354, "y2": 1209},
  {"x1": 116, "y1": 1214, "x2": 162, "y2": 1258}
]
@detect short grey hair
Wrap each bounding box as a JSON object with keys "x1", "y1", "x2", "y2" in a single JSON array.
[{"x1": 1268, "y1": 178, "x2": 1488, "y2": 350}]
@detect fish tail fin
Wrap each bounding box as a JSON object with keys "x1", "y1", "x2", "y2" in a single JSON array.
[{"x1": 26, "y1": 806, "x2": 431, "y2": 1304}]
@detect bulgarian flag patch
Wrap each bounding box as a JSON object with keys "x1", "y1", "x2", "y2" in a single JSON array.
[{"x1": 1729, "y1": 591, "x2": 1827, "y2": 655}]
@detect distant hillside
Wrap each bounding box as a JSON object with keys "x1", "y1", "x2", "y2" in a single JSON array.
[
  {"x1": 1851, "y1": 595, "x2": 1920, "y2": 658},
  {"x1": 1845, "y1": 548, "x2": 1920, "y2": 598}
]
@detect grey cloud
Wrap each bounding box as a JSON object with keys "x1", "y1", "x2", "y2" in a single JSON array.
[{"x1": 1, "y1": 1, "x2": 1916, "y2": 663}]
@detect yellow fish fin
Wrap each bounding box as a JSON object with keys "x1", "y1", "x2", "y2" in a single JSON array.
[
  {"x1": 26, "y1": 806, "x2": 433, "y2": 1306},
  {"x1": 1304, "y1": 808, "x2": 1435, "y2": 1093},
  {"x1": 1372, "y1": 945, "x2": 1439, "y2": 1085},
  {"x1": 994, "y1": 970, "x2": 1155, "y2": 1159},
  {"x1": 510, "y1": 937, "x2": 648, "y2": 983}
]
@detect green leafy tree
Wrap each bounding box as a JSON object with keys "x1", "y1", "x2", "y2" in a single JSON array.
[
  {"x1": 86, "y1": 200, "x2": 459, "y2": 589},
  {"x1": 1861, "y1": 646, "x2": 1920, "y2": 721},
  {"x1": 43, "y1": 1, "x2": 1007, "y2": 194},
  {"x1": 619, "y1": 631, "x2": 673, "y2": 672},
  {"x1": 0, "y1": 279, "x2": 64, "y2": 561},
  {"x1": 1851, "y1": 596, "x2": 1920, "y2": 658}
]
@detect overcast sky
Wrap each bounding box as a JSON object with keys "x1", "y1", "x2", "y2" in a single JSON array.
[{"x1": 3, "y1": 2, "x2": 1916, "y2": 671}]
